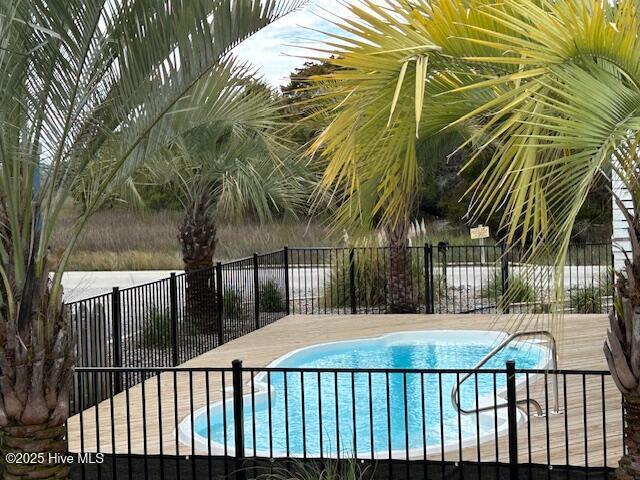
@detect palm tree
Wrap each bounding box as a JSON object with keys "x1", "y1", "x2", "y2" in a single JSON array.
[
  {"x1": 147, "y1": 88, "x2": 311, "y2": 327},
  {"x1": 0, "y1": 1, "x2": 305, "y2": 478},
  {"x1": 311, "y1": 0, "x2": 640, "y2": 475},
  {"x1": 308, "y1": 2, "x2": 495, "y2": 313}
]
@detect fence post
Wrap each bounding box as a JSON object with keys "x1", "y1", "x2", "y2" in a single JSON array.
[
  {"x1": 506, "y1": 360, "x2": 518, "y2": 480},
  {"x1": 501, "y1": 242, "x2": 510, "y2": 314},
  {"x1": 253, "y1": 253, "x2": 260, "y2": 331},
  {"x1": 232, "y1": 359, "x2": 245, "y2": 480},
  {"x1": 111, "y1": 287, "x2": 123, "y2": 394},
  {"x1": 169, "y1": 273, "x2": 179, "y2": 366},
  {"x1": 349, "y1": 248, "x2": 357, "y2": 314},
  {"x1": 424, "y1": 243, "x2": 433, "y2": 314},
  {"x1": 611, "y1": 245, "x2": 616, "y2": 310},
  {"x1": 283, "y1": 246, "x2": 291, "y2": 315},
  {"x1": 437, "y1": 241, "x2": 448, "y2": 292},
  {"x1": 430, "y1": 243, "x2": 436, "y2": 313},
  {"x1": 216, "y1": 262, "x2": 225, "y2": 346}
]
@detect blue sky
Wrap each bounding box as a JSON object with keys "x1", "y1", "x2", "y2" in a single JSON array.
[{"x1": 233, "y1": 1, "x2": 356, "y2": 87}]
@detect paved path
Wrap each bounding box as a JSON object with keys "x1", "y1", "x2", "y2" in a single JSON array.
[{"x1": 62, "y1": 271, "x2": 179, "y2": 302}]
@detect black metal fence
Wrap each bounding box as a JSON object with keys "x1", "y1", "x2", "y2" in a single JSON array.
[
  {"x1": 67, "y1": 362, "x2": 620, "y2": 480},
  {"x1": 67, "y1": 243, "x2": 613, "y2": 412},
  {"x1": 286, "y1": 243, "x2": 613, "y2": 315},
  {"x1": 68, "y1": 250, "x2": 289, "y2": 412}
]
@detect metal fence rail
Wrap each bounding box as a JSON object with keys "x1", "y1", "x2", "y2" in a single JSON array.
[{"x1": 67, "y1": 362, "x2": 621, "y2": 480}]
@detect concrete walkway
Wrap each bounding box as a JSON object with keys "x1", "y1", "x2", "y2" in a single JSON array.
[{"x1": 61, "y1": 271, "x2": 179, "y2": 302}]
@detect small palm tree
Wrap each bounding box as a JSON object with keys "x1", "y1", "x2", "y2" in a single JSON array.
[
  {"x1": 0, "y1": 1, "x2": 305, "y2": 478},
  {"x1": 311, "y1": 0, "x2": 640, "y2": 475},
  {"x1": 147, "y1": 89, "x2": 311, "y2": 323}
]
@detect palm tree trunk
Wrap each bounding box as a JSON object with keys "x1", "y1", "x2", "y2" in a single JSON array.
[
  {"x1": 0, "y1": 272, "x2": 75, "y2": 480},
  {"x1": 604, "y1": 198, "x2": 640, "y2": 479},
  {"x1": 2, "y1": 425, "x2": 69, "y2": 479},
  {"x1": 385, "y1": 219, "x2": 417, "y2": 313},
  {"x1": 607, "y1": 292, "x2": 640, "y2": 479},
  {"x1": 178, "y1": 199, "x2": 217, "y2": 332},
  {"x1": 619, "y1": 394, "x2": 640, "y2": 479}
]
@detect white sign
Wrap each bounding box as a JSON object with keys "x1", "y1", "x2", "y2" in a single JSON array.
[{"x1": 470, "y1": 225, "x2": 490, "y2": 240}]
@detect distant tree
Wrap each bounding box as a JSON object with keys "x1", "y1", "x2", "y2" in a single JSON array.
[
  {"x1": 281, "y1": 60, "x2": 340, "y2": 147},
  {"x1": 282, "y1": 61, "x2": 339, "y2": 95}
]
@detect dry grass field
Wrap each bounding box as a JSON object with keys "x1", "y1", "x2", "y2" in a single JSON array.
[
  {"x1": 50, "y1": 204, "x2": 479, "y2": 271},
  {"x1": 51, "y1": 204, "x2": 338, "y2": 270}
]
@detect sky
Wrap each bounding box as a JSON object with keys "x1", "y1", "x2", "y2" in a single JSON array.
[{"x1": 233, "y1": 1, "x2": 356, "y2": 87}]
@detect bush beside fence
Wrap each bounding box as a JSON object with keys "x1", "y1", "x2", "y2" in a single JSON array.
[{"x1": 68, "y1": 250, "x2": 289, "y2": 412}]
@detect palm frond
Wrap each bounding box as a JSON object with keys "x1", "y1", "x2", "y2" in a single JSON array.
[
  {"x1": 138, "y1": 74, "x2": 313, "y2": 226},
  {"x1": 311, "y1": 0, "x2": 640, "y2": 338},
  {"x1": 0, "y1": 0, "x2": 308, "y2": 338}
]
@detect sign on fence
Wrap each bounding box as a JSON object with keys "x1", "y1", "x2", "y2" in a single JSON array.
[{"x1": 470, "y1": 225, "x2": 490, "y2": 239}]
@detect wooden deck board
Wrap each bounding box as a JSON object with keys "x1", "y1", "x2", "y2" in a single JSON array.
[{"x1": 67, "y1": 313, "x2": 622, "y2": 467}]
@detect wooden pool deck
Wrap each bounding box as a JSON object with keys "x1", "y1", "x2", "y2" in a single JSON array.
[{"x1": 67, "y1": 313, "x2": 622, "y2": 467}]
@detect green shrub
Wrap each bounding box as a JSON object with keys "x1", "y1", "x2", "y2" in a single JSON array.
[
  {"x1": 570, "y1": 285, "x2": 607, "y2": 313},
  {"x1": 138, "y1": 306, "x2": 171, "y2": 349},
  {"x1": 327, "y1": 249, "x2": 433, "y2": 309},
  {"x1": 328, "y1": 253, "x2": 387, "y2": 308},
  {"x1": 222, "y1": 288, "x2": 245, "y2": 319},
  {"x1": 259, "y1": 280, "x2": 285, "y2": 312},
  {"x1": 483, "y1": 272, "x2": 536, "y2": 308},
  {"x1": 505, "y1": 276, "x2": 536, "y2": 304},
  {"x1": 481, "y1": 272, "x2": 503, "y2": 301},
  {"x1": 570, "y1": 272, "x2": 612, "y2": 313},
  {"x1": 599, "y1": 268, "x2": 615, "y2": 293}
]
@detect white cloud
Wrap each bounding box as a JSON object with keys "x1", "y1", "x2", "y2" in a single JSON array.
[{"x1": 233, "y1": 0, "x2": 358, "y2": 87}]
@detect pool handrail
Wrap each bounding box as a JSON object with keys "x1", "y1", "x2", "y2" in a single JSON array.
[{"x1": 451, "y1": 330, "x2": 560, "y2": 416}]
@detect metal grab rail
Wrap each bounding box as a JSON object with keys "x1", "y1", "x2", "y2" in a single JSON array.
[{"x1": 451, "y1": 330, "x2": 560, "y2": 416}]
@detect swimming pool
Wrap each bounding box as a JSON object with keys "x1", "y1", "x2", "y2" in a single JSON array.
[{"x1": 178, "y1": 330, "x2": 551, "y2": 458}]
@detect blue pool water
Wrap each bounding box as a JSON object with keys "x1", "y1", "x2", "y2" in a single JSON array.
[{"x1": 182, "y1": 331, "x2": 549, "y2": 457}]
